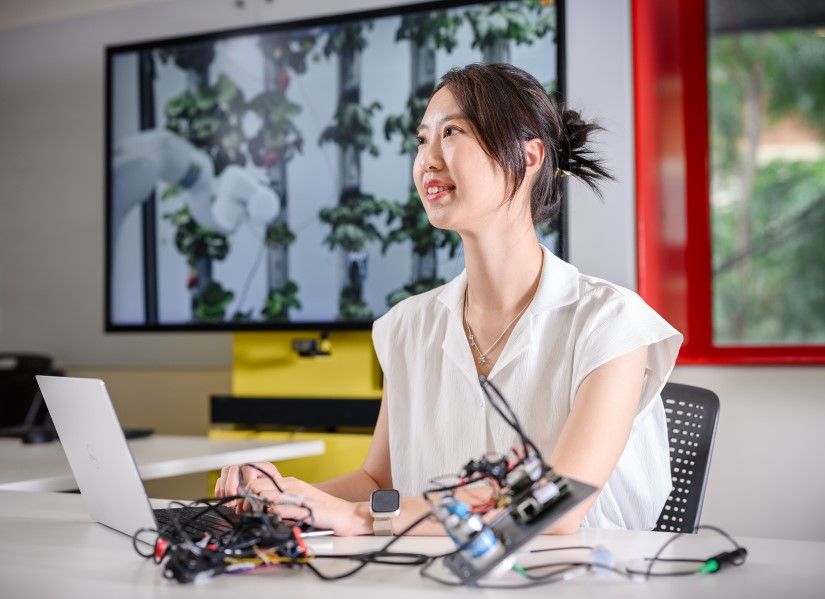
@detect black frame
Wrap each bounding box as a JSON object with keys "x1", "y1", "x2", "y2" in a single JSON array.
[{"x1": 104, "y1": 0, "x2": 566, "y2": 332}]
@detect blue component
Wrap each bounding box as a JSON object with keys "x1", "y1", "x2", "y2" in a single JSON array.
[
  {"x1": 439, "y1": 497, "x2": 498, "y2": 560},
  {"x1": 465, "y1": 527, "x2": 497, "y2": 559},
  {"x1": 442, "y1": 497, "x2": 470, "y2": 518}
]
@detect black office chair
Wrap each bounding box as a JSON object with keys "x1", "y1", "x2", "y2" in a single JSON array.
[
  {"x1": 0, "y1": 353, "x2": 59, "y2": 438},
  {"x1": 655, "y1": 382, "x2": 720, "y2": 533}
]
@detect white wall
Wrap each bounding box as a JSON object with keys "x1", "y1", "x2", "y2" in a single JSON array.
[
  {"x1": 670, "y1": 366, "x2": 825, "y2": 542},
  {"x1": 1, "y1": 0, "x2": 823, "y2": 541},
  {"x1": 566, "y1": 0, "x2": 636, "y2": 288}
]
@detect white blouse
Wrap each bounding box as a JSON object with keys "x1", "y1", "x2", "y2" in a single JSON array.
[{"x1": 371, "y1": 245, "x2": 683, "y2": 530}]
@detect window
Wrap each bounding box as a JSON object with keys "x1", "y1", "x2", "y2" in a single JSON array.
[
  {"x1": 633, "y1": 0, "x2": 825, "y2": 364},
  {"x1": 708, "y1": 21, "x2": 825, "y2": 346}
]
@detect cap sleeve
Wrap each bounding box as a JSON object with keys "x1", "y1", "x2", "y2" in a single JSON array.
[
  {"x1": 371, "y1": 309, "x2": 394, "y2": 376},
  {"x1": 571, "y1": 290, "x2": 683, "y2": 416}
]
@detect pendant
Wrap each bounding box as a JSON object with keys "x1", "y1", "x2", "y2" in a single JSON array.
[{"x1": 478, "y1": 355, "x2": 487, "y2": 365}]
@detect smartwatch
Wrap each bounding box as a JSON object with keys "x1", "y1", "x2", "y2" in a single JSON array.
[{"x1": 369, "y1": 489, "x2": 400, "y2": 535}]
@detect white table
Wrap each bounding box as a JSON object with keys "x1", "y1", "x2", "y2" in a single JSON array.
[
  {"x1": 0, "y1": 436, "x2": 324, "y2": 491},
  {"x1": 0, "y1": 490, "x2": 822, "y2": 598}
]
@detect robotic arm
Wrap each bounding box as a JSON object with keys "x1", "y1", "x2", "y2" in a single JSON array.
[{"x1": 112, "y1": 129, "x2": 279, "y2": 234}]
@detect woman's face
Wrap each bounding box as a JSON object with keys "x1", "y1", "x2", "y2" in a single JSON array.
[{"x1": 413, "y1": 87, "x2": 510, "y2": 232}]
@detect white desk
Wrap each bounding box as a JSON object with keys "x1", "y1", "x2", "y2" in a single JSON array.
[
  {"x1": 0, "y1": 436, "x2": 324, "y2": 491},
  {"x1": 0, "y1": 490, "x2": 822, "y2": 598}
]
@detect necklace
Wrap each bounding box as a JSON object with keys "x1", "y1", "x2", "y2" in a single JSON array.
[{"x1": 463, "y1": 291, "x2": 532, "y2": 367}]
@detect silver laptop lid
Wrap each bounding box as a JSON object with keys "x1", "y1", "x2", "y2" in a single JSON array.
[{"x1": 35, "y1": 376, "x2": 157, "y2": 537}]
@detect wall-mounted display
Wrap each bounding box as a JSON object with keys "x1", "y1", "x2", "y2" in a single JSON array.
[{"x1": 106, "y1": 0, "x2": 563, "y2": 330}]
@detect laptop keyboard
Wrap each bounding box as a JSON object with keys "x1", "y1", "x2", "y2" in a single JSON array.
[{"x1": 153, "y1": 505, "x2": 237, "y2": 539}]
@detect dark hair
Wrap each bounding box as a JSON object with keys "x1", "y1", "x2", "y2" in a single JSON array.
[{"x1": 433, "y1": 63, "x2": 612, "y2": 224}]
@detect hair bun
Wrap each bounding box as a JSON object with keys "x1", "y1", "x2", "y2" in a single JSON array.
[
  {"x1": 560, "y1": 109, "x2": 590, "y2": 153},
  {"x1": 557, "y1": 108, "x2": 612, "y2": 193}
]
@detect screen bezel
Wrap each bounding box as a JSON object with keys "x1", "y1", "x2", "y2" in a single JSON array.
[{"x1": 104, "y1": 0, "x2": 567, "y2": 332}]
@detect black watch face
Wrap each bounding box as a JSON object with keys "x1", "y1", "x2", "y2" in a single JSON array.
[{"x1": 371, "y1": 489, "x2": 400, "y2": 513}]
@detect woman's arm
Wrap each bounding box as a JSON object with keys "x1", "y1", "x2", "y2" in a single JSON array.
[
  {"x1": 215, "y1": 381, "x2": 393, "y2": 504},
  {"x1": 223, "y1": 346, "x2": 648, "y2": 536},
  {"x1": 313, "y1": 382, "x2": 392, "y2": 500},
  {"x1": 229, "y1": 378, "x2": 448, "y2": 535},
  {"x1": 543, "y1": 345, "x2": 649, "y2": 534}
]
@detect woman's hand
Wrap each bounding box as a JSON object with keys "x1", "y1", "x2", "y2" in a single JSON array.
[
  {"x1": 214, "y1": 461, "x2": 282, "y2": 501},
  {"x1": 241, "y1": 474, "x2": 369, "y2": 536}
]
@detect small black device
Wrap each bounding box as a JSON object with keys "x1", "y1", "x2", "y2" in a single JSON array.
[{"x1": 370, "y1": 489, "x2": 400, "y2": 513}]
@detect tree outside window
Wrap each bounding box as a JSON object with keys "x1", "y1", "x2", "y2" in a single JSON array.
[{"x1": 709, "y1": 26, "x2": 825, "y2": 346}]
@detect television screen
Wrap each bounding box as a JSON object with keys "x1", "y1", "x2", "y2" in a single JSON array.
[{"x1": 106, "y1": 0, "x2": 563, "y2": 331}]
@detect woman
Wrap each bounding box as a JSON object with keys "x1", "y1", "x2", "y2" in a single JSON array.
[{"x1": 215, "y1": 63, "x2": 682, "y2": 535}]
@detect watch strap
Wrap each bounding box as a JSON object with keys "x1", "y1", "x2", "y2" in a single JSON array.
[{"x1": 372, "y1": 515, "x2": 394, "y2": 536}]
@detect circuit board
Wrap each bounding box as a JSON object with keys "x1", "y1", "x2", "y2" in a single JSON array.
[{"x1": 442, "y1": 478, "x2": 597, "y2": 585}]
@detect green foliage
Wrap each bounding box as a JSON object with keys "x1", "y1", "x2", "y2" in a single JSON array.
[
  {"x1": 396, "y1": 12, "x2": 462, "y2": 51},
  {"x1": 263, "y1": 32, "x2": 318, "y2": 74},
  {"x1": 323, "y1": 23, "x2": 372, "y2": 57},
  {"x1": 247, "y1": 90, "x2": 304, "y2": 166},
  {"x1": 158, "y1": 43, "x2": 215, "y2": 74},
  {"x1": 384, "y1": 95, "x2": 429, "y2": 155},
  {"x1": 543, "y1": 79, "x2": 558, "y2": 99},
  {"x1": 319, "y1": 101, "x2": 382, "y2": 156},
  {"x1": 160, "y1": 184, "x2": 182, "y2": 201},
  {"x1": 709, "y1": 28, "x2": 825, "y2": 344},
  {"x1": 382, "y1": 186, "x2": 461, "y2": 257},
  {"x1": 339, "y1": 286, "x2": 373, "y2": 321},
  {"x1": 265, "y1": 221, "x2": 296, "y2": 247},
  {"x1": 164, "y1": 206, "x2": 229, "y2": 268},
  {"x1": 713, "y1": 160, "x2": 825, "y2": 344},
  {"x1": 464, "y1": 0, "x2": 555, "y2": 49},
  {"x1": 710, "y1": 30, "x2": 825, "y2": 174},
  {"x1": 193, "y1": 281, "x2": 234, "y2": 322},
  {"x1": 164, "y1": 74, "x2": 247, "y2": 174},
  {"x1": 319, "y1": 194, "x2": 387, "y2": 253},
  {"x1": 261, "y1": 281, "x2": 302, "y2": 321},
  {"x1": 386, "y1": 278, "x2": 447, "y2": 307},
  {"x1": 230, "y1": 310, "x2": 254, "y2": 322}
]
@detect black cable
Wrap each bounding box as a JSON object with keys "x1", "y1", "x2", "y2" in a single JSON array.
[
  {"x1": 484, "y1": 376, "x2": 544, "y2": 465},
  {"x1": 419, "y1": 557, "x2": 466, "y2": 586},
  {"x1": 521, "y1": 560, "x2": 632, "y2": 580},
  {"x1": 420, "y1": 556, "x2": 578, "y2": 589},
  {"x1": 423, "y1": 473, "x2": 499, "y2": 506},
  {"x1": 625, "y1": 524, "x2": 747, "y2": 579},
  {"x1": 132, "y1": 527, "x2": 161, "y2": 560},
  {"x1": 242, "y1": 462, "x2": 284, "y2": 493},
  {"x1": 479, "y1": 376, "x2": 546, "y2": 465},
  {"x1": 530, "y1": 545, "x2": 594, "y2": 553},
  {"x1": 306, "y1": 510, "x2": 435, "y2": 581}
]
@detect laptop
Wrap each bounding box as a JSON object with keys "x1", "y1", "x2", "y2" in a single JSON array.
[{"x1": 35, "y1": 375, "x2": 330, "y2": 540}]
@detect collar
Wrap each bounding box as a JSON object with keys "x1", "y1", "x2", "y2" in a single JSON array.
[
  {"x1": 436, "y1": 244, "x2": 581, "y2": 384},
  {"x1": 436, "y1": 244, "x2": 581, "y2": 318}
]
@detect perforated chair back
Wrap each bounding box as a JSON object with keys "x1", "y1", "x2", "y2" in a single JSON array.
[{"x1": 655, "y1": 382, "x2": 719, "y2": 533}]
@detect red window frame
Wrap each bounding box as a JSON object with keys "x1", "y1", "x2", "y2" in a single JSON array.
[{"x1": 632, "y1": 0, "x2": 825, "y2": 365}]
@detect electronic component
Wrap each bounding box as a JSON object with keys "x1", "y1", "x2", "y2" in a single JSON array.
[
  {"x1": 430, "y1": 377, "x2": 598, "y2": 585},
  {"x1": 439, "y1": 476, "x2": 595, "y2": 585},
  {"x1": 436, "y1": 497, "x2": 503, "y2": 568}
]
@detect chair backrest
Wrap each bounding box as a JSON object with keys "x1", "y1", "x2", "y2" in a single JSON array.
[
  {"x1": 655, "y1": 382, "x2": 720, "y2": 533},
  {"x1": 0, "y1": 354, "x2": 55, "y2": 430}
]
